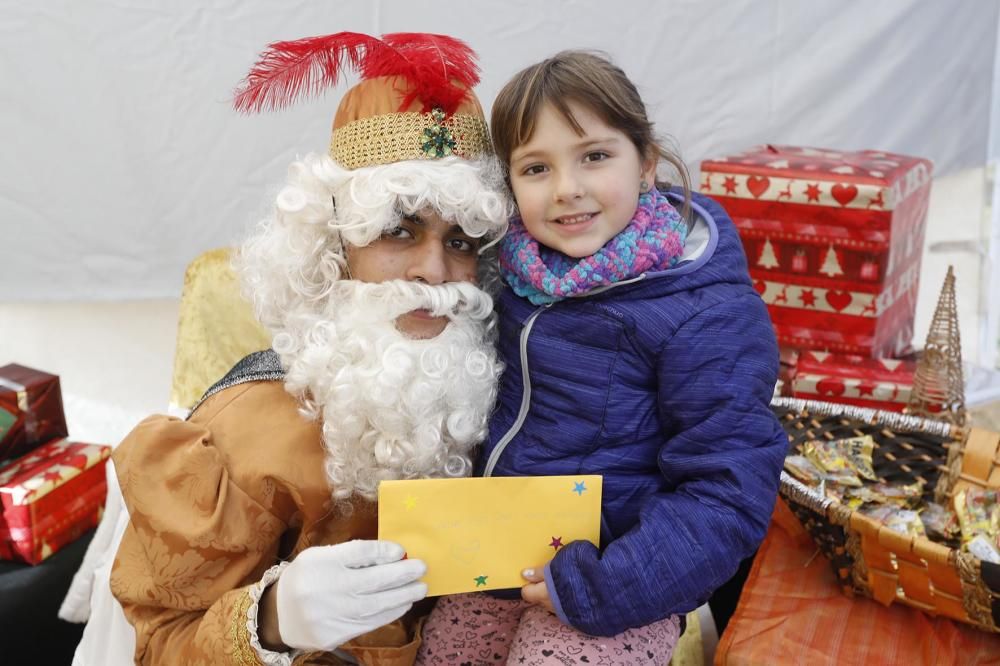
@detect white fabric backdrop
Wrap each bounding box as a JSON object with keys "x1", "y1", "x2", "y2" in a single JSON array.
[{"x1": 2, "y1": 0, "x2": 997, "y2": 301}]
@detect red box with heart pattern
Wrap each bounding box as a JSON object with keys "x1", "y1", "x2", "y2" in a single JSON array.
[{"x1": 700, "y1": 145, "x2": 932, "y2": 357}]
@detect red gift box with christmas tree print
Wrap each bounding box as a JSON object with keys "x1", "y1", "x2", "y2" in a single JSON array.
[
  {"x1": 700, "y1": 145, "x2": 932, "y2": 357},
  {"x1": 790, "y1": 350, "x2": 916, "y2": 412},
  {"x1": 0, "y1": 364, "x2": 69, "y2": 462},
  {"x1": 0, "y1": 438, "x2": 110, "y2": 565}
]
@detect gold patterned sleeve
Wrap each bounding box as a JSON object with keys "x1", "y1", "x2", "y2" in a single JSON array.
[{"x1": 110, "y1": 414, "x2": 290, "y2": 665}]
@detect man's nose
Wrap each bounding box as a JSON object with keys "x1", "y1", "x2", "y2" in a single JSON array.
[{"x1": 405, "y1": 240, "x2": 448, "y2": 285}]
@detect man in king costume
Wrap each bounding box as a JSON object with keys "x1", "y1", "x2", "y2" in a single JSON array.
[{"x1": 108, "y1": 32, "x2": 508, "y2": 665}]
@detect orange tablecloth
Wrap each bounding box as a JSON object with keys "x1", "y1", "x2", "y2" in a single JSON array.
[{"x1": 716, "y1": 500, "x2": 1000, "y2": 665}]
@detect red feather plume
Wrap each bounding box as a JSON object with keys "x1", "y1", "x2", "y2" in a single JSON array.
[{"x1": 233, "y1": 32, "x2": 480, "y2": 115}]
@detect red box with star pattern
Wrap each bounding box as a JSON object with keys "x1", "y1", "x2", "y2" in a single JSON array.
[
  {"x1": 0, "y1": 438, "x2": 110, "y2": 565},
  {"x1": 790, "y1": 350, "x2": 916, "y2": 412},
  {"x1": 700, "y1": 145, "x2": 933, "y2": 357}
]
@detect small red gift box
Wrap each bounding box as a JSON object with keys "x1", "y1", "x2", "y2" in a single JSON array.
[
  {"x1": 0, "y1": 438, "x2": 110, "y2": 565},
  {"x1": 790, "y1": 350, "x2": 916, "y2": 412},
  {"x1": 0, "y1": 364, "x2": 68, "y2": 462},
  {"x1": 700, "y1": 145, "x2": 933, "y2": 357}
]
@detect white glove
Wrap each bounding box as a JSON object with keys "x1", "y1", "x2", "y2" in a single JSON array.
[{"x1": 275, "y1": 540, "x2": 427, "y2": 652}]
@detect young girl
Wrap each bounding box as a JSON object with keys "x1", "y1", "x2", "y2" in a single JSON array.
[{"x1": 417, "y1": 51, "x2": 787, "y2": 665}]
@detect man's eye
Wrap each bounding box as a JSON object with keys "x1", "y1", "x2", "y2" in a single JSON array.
[
  {"x1": 584, "y1": 151, "x2": 609, "y2": 163},
  {"x1": 448, "y1": 238, "x2": 476, "y2": 252},
  {"x1": 383, "y1": 226, "x2": 413, "y2": 240}
]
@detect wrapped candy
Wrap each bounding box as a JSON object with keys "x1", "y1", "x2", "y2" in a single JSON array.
[
  {"x1": 801, "y1": 435, "x2": 877, "y2": 487},
  {"x1": 844, "y1": 480, "x2": 924, "y2": 508},
  {"x1": 953, "y1": 488, "x2": 1000, "y2": 558},
  {"x1": 919, "y1": 502, "x2": 960, "y2": 542},
  {"x1": 967, "y1": 534, "x2": 1000, "y2": 564},
  {"x1": 859, "y1": 504, "x2": 926, "y2": 538},
  {"x1": 783, "y1": 455, "x2": 824, "y2": 485},
  {"x1": 884, "y1": 509, "x2": 927, "y2": 538}
]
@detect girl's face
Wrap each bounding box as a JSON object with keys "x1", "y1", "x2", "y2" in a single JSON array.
[{"x1": 508, "y1": 101, "x2": 656, "y2": 258}]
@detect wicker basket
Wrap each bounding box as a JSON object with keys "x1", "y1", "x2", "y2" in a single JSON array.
[{"x1": 772, "y1": 396, "x2": 1000, "y2": 631}]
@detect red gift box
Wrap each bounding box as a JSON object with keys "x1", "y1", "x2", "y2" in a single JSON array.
[
  {"x1": 0, "y1": 364, "x2": 69, "y2": 462},
  {"x1": 790, "y1": 350, "x2": 916, "y2": 412},
  {"x1": 700, "y1": 145, "x2": 932, "y2": 357},
  {"x1": 0, "y1": 438, "x2": 110, "y2": 565}
]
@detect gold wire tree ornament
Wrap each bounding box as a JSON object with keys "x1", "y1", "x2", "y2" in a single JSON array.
[{"x1": 907, "y1": 266, "x2": 967, "y2": 426}]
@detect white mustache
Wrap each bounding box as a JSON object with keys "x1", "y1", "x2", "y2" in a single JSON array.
[{"x1": 328, "y1": 279, "x2": 494, "y2": 322}]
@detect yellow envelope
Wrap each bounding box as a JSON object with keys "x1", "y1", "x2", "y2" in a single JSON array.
[{"x1": 378, "y1": 475, "x2": 602, "y2": 596}]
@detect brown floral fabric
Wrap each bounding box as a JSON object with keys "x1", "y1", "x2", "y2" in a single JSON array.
[{"x1": 111, "y1": 381, "x2": 421, "y2": 665}]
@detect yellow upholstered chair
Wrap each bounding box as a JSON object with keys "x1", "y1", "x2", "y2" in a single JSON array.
[{"x1": 169, "y1": 248, "x2": 271, "y2": 413}]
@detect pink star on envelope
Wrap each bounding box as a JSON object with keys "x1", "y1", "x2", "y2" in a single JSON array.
[{"x1": 549, "y1": 536, "x2": 563, "y2": 550}]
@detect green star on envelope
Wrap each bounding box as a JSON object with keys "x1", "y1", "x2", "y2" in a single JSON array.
[{"x1": 474, "y1": 575, "x2": 488, "y2": 587}]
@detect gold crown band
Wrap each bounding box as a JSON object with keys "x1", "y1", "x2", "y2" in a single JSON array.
[{"x1": 329, "y1": 110, "x2": 491, "y2": 170}]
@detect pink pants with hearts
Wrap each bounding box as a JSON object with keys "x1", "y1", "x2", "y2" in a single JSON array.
[{"x1": 416, "y1": 593, "x2": 681, "y2": 665}]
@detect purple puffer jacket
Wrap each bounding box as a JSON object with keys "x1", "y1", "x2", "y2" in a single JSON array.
[{"x1": 478, "y1": 190, "x2": 786, "y2": 637}]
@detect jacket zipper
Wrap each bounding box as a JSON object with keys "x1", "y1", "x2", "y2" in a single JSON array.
[
  {"x1": 482, "y1": 305, "x2": 548, "y2": 477},
  {"x1": 482, "y1": 274, "x2": 646, "y2": 477}
]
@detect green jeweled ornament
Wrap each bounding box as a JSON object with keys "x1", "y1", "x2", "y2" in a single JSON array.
[{"x1": 422, "y1": 108, "x2": 457, "y2": 158}]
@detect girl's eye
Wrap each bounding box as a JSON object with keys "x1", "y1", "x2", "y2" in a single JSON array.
[
  {"x1": 584, "y1": 151, "x2": 609, "y2": 163},
  {"x1": 521, "y1": 164, "x2": 547, "y2": 176}
]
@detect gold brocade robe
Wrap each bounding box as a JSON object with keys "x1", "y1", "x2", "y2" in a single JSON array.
[{"x1": 110, "y1": 381, "x2": 422, "y2": 665}]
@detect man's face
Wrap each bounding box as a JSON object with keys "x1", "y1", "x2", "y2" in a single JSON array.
[{"x1": 345, "y1": 208, "x2": 481, "y2": 339}]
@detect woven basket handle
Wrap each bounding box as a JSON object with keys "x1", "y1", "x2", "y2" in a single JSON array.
[
  {"x1": 771, "y1": 397, "x2": 961, "y2": 439},
  {"x1": 779, "y1": 470, "x2": 832, "y2": 514}
]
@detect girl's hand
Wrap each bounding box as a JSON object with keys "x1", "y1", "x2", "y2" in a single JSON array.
[{"x1": 521, "y1": 567, "x2": 555, "y2": 613}]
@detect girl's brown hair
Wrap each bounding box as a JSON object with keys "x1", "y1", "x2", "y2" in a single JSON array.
[{"x1": 490, "y1": 50, "x2": 691, "y2": 220}]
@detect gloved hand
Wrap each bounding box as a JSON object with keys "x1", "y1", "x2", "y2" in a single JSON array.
[{"x1": 275, "y1": 540, "x2": 427, "y2": 652}]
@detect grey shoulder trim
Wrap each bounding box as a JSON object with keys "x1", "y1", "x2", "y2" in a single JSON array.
[{"x1": 188, "y1": 350, "x2": 284, "y2": 418}]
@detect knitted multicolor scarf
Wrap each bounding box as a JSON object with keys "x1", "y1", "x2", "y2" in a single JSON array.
[{"x1": 499, "y1": 188, "x2": 688, "y2": 305}]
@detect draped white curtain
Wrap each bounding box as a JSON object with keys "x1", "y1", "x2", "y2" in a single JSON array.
[{"x1": 2, "y1": 0, "x2": 997, "y2": 301}]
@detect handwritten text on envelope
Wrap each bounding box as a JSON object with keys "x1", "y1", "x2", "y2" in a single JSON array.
[{"x1": 378, "y1": 475, "x2": 602, "y2": 596}]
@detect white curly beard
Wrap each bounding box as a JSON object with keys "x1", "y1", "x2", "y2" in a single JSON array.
[{"x1": 272, "y1": 279, "x2": 502, "y2": 504}]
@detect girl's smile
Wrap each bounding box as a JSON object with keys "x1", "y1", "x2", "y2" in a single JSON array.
[
  {"x1": 552, "y1": 212, "x2": 597, "y2": 225},
  {"x1": 549, "y1": 211, "x2": 599, "y2": 235}
]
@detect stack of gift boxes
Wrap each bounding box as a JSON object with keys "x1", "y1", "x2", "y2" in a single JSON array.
[
  {"x1": 700, "y1": 145, "x2": 933, "y2": 411},
  {"x1": 0, "y1": 364, "x2": 109, "y2": 565}
]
